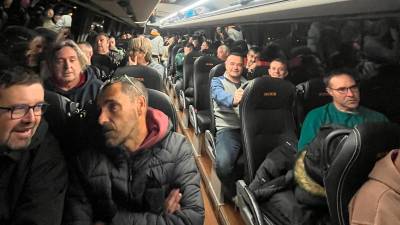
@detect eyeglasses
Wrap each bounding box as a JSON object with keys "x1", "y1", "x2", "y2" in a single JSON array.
[
  {"x1": 329, "y1": 84, "x2": 359, "y2": 95},
  {"x1": 102, "y1": 74, "x2": 144, "y2": 96},
  {"x1": 0, "y1": 103, "x2": 49, "y2": 119}
]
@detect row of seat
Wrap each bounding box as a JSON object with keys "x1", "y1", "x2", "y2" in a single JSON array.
[{"x1": 236, "y1": 120, "x2": 400, "y2": 225}]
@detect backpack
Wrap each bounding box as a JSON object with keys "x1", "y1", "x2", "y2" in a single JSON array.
[{"x1": 294, "y1": 124, "x2": 349, "y2": 206}]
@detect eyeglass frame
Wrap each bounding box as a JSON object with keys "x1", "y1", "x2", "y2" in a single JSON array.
[
  {"x1": 328, "y1": 84, "x2": 359, "y2": 95},
  {"x1": 0, "y1": 102, "x2": 49, "y2": 119}
]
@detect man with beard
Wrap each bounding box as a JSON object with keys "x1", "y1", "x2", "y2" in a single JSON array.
[
  {"x1": 0, "y1": 67, "x2": 67, "y2": 225},
  {"x1": 63, "y1": 75, "x2": 204, "y2": 225},
  {"x1": 298, "y1": 69, "x2": 389, "y2": 151}
]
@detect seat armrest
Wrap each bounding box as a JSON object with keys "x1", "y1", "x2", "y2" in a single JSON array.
[
  {"x1": 236, "y1": 180, "x2": 265, "y2": 225},
  {"x1": 189, "y1": 105, "x2": 198, "y2": 134},
  {"x1": 205, "y1": 130, "x2": 216, "y2": 160},
  {"x1": 179, "y1": 90, "x2": 186, "y2": 109}
]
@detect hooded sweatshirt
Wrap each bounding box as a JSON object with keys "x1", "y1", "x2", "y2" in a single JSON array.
[
  {"x1": 44, "y1": 69, "x2": 103, "y2": 108},
  {"x1": 138, "y1": 107, "x2": 169, "y2": 150},
  {"x1": 349, "y1": 150, "x2": 400, "y2": 225}
]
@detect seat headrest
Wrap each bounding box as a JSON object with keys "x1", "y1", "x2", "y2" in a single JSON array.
[
  {"x1": 114, "y1": 65, "x2": 162, "y2": 91},
  {"x1": 242, "y1": 77, "x2": 295, "y2": 110},
  {"x1": 324, "y1": 122, "x2": 400, "y2": 225},
  {"x1": 194, "y1": 55, "x2": 219, "y2": 73}
]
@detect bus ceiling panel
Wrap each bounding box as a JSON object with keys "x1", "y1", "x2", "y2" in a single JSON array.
[
  {"x1": 76, "y1": 0, "x2": 159, "y2": 25},
  {"x1": 161, "y1": 0, "x2": 400, "y2": 29},
  {"x1": 129, "y1": 0, "x2": 160, "y2": 22},
  {"x1": 68, "y1": 0, "x2": 136, "y2": 26}
]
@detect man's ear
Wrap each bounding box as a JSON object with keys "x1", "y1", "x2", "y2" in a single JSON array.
[
  {"x1": 283, "y1": 70, "x2": 289, "y2": 78},
  {"x1": 326, "y1": 88, "x2": 333, "y2": 97},
  {"x1": 136, "y1": 95, "x2": 147, "y2": 116}
]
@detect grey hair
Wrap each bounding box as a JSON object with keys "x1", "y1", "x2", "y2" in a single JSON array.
[{"x1": 48, "y1": 39, "x2": 89, "y2": 72}]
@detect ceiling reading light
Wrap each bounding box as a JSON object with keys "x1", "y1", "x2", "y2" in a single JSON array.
[
  {"x1": 179, "y1": 0, "x2": 209, "y2": 13},
  {"x1": 160, "y1": 0, "x2": 209, "y2": 24}
]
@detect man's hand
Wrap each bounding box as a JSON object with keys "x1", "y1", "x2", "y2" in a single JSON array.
[
  {"x1": 165, "y1": 188, "x2": 182, "y2": 214},
  {"x1": 247, "y1": 60, "x2": 257, "y2": 72},
  {"x1": 128, "y1": 55, "x2": 138, "y2": 66},
  {"x1": 233, "y1": 88, "x2": 244, "y2": 107}
]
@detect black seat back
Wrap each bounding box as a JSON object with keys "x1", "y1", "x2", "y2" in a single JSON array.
[
  {"x1": 114, "y1": 65, "x2": 163, "y2": 91},
  {"x1": 1, "y1": 26, "x2": 37, "y2": 65},
  {"x1": 169, "y1": 44, "x2": 182, "y2": 75},
  {"x1": 193, "y1": 55, "x2": 221, "y2": 111},
  {"x1": 91, "y1": 54, "x2": 115, "y2": 76},
  {"x1": 359, "y1": 70, "x2": 400, "y2": 123},
  {"x1": 296, "y1": 78, "x2": 331, "y2": 125},
  {"x1": 240, "y1": 77, "x2": 298, "y2": 183},
  {"x1": 208, "y1": 63, "x2": 226, "y2": 135},
  {"x1": 183, "y1": 51, "x2": 202, "y2": 93},
  {"x1": 324, "y1": 122, "x2": 400, "y2": 225},
  {"x1": 148, "y1": 89, "x2": 177, "y2": 132},
  {"x1": 167, "y1": 43, "x2": 176, "y2": 70}
]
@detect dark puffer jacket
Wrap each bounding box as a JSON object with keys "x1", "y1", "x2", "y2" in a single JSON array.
[
  {"x1": 64, "y1": 111, "x2": 204, "y2": 225},
  {"x1": 0, "y1": 120, "x2": 68, "y2": 225}
]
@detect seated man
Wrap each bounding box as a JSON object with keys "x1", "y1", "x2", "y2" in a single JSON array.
[
  {"x1": 63, "y1": 76, "x2": 204, "y2": 225},
  {"x1": 46, "y1": 39, "x2": 103, "y2": 108},
  {"x1": 127, "y1": 37, "x2": 165, "y2": 77},
  {"x1": 211, "y1": 52, "x2": 247, "y2": 200},
  {"x1": 268, "y1": 58, "x2": 289, "y2": 79},
  {"x1": 244, "y1": 47, "x2": 266, "y2": 80},
  {"x1": 217, "y1": 44, "x2": 230, "y2": 62},
  {"x1": 78, "y1": 41, "x2": 109, "y2": 81},
  {"x1": 298, "y1": 69, "x2": 389, "y2": 151},
  {"x1": 349, "y1": 149, "x2": 400, "y2": 225},
  {"x1": 0, "y1": 67, "x2": 67, "y2": 225},
  {"x1": 94, "y1": 33, "x2": 124, "y2": 69},
  {"x1": 174, "y1": 42, "x2": 194, "y2": 93},
  {"x1": 45, "y1": 39, "x2": 103, "y2": 157}
]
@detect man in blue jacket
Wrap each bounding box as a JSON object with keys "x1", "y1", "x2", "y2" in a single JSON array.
[{"x1": 211, "y1": 52, "x2": 247, "y2": 200}]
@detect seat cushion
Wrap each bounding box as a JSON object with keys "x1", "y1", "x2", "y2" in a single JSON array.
[{"x1": 196, "y1": 110, "x2": 211, "y2": 132}]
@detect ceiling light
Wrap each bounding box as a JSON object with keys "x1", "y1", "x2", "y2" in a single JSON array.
[{"x1": 160, "y1": 0, "x2": 209, "y2": 24}]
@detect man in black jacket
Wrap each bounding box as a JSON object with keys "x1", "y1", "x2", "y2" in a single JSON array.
[
  {"x1": 64, "y1": 75, "x2": 204, "y2": 225},
  {"x1": 0, "y1": 66, "x2": 68, "y2": 225},
  {"x1": 45, "y1": 39, "x2": 103, "y2": 108},
  {"x1": 45, "y1": 39, "x2": 103, "y2": 158}
]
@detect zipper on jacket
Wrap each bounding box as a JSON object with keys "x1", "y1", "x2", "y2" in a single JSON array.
[{"x1": 128, "y1": 161, "x2": 134, "y2": 201}]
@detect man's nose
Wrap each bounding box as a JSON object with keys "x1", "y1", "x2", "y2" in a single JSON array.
[
  {"x1": 21, "y1": 108, "x2": 35, "y2": 122},
  {"x1": 98, "y1": 110, "x2": 108, "y2": 125},
  {"x1": 346, "y1": 88, "x2": 355, "y2": 97}
]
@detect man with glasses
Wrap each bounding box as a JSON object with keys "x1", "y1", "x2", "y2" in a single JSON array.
[
  {"x1": 298, "y1": 69, "x2": 389, "y2": 151},
  {"x1": 64, "y1": 75, "x2": 204, "y2": 225},
  {"x1": 0, "y1": 67, "x2": 67, "y2": 225}
]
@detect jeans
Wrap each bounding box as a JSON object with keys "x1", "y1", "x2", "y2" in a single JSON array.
[{"x1": 215, "y1": 128, "x2": 242, "y2": 200}]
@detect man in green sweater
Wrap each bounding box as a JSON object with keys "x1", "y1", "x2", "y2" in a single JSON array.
[{"x1": 298, "y1": 69, "x2": 389, "y2": 151}]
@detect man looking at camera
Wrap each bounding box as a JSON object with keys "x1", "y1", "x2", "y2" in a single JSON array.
[{"x1": 0, "y1": 67, "x2": 67, "y2": 225}]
